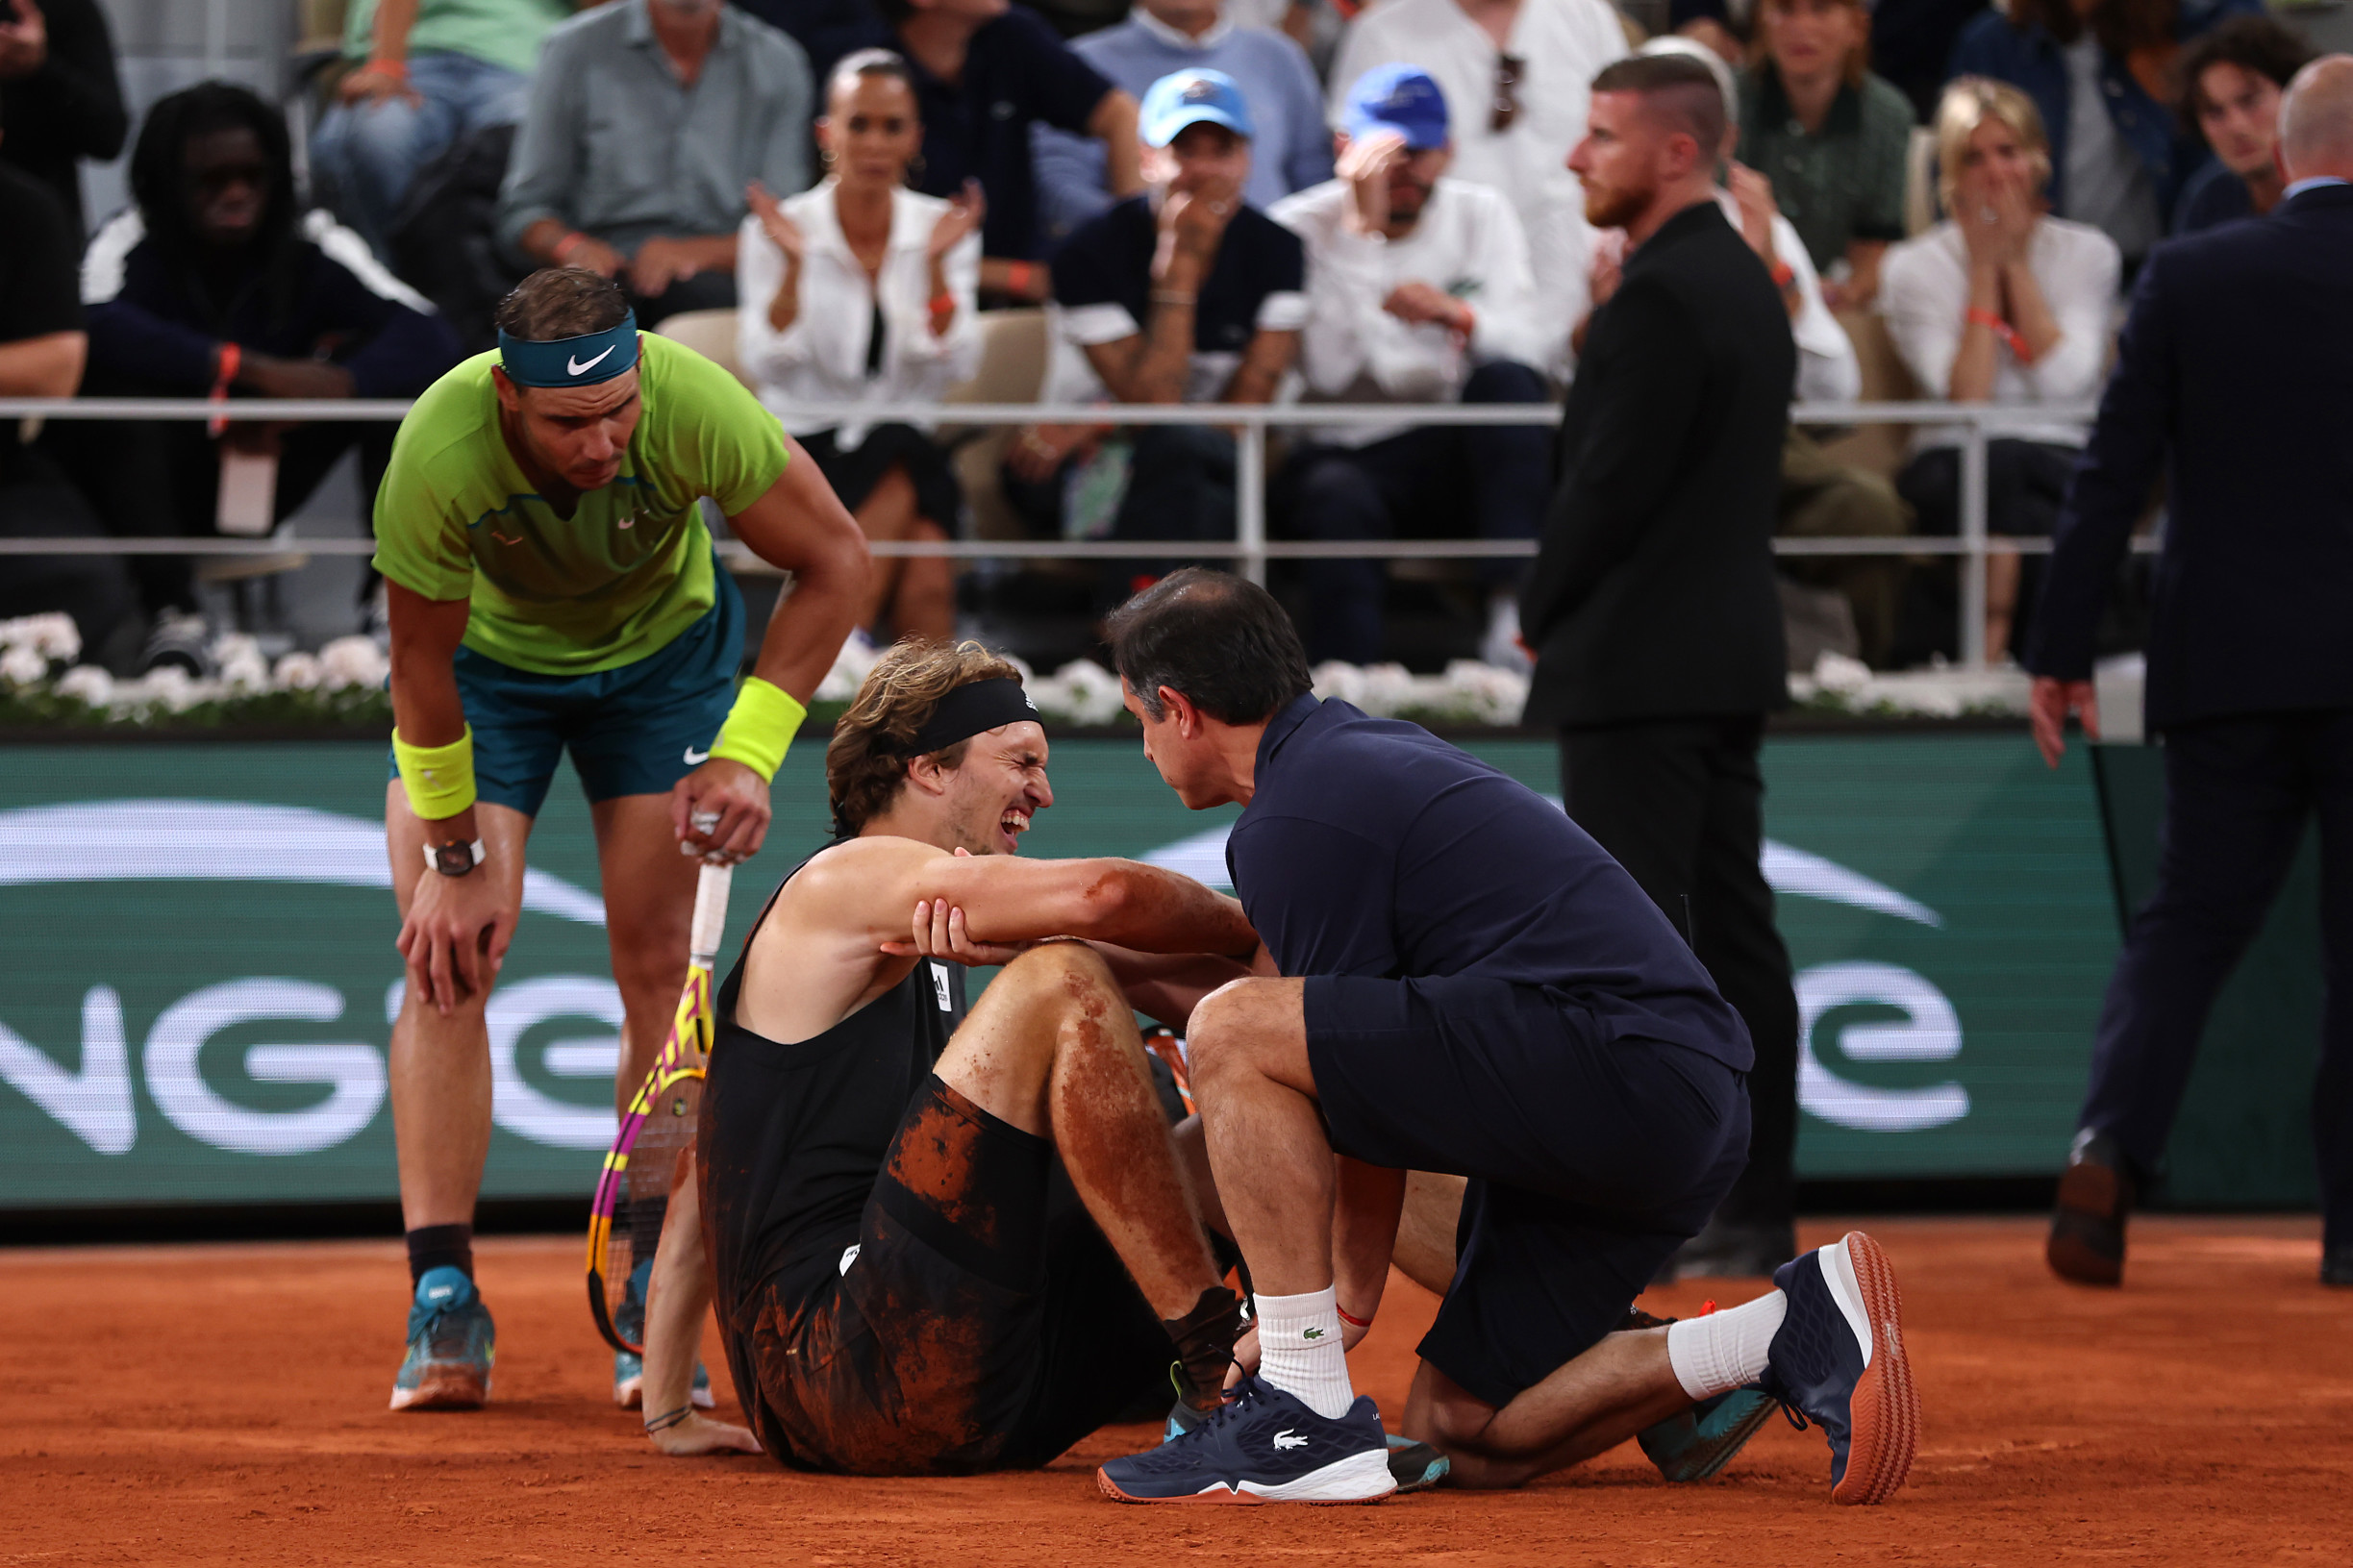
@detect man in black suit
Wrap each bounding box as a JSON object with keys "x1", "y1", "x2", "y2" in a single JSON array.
[
  {"x1": 1522, "y1": 52, "x2": 1800, "y2": 1278},
  {"x1": 2028, "y1": 56, "x2": 2353, "y2": 1291}
]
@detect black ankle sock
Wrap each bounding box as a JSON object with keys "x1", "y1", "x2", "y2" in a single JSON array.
[
  {"x1": 406, "y1": 1223, "x2": 474, "y2": 1287},
  {"x1": 1164, "y1": 1285, "x2": 1245, "y2": 1410}
]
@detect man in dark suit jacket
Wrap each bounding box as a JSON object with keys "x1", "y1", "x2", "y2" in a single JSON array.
[
  {"x1": 2026, "y1": 56, "x2": 2353, "y2": 1291},
  {"x1": 1522, "y1": 52, "x2": 1800, "y2": 1278}
]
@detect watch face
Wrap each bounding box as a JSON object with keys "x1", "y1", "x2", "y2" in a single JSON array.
[{"x1": 431, "y1": 842, "x2": 476, "y2": 876}]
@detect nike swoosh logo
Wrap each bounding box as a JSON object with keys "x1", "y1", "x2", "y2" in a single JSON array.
[
  {"x1": 567, "y1": 345, "x2": 615, "y2": 376},
  {"x1": 683, "y1": 747, "x2": 710, "y2": 764}
]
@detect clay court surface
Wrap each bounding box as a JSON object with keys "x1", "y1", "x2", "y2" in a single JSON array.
[{"x1": 2, "y1": 1216, "x2": 2347, "y2": 1566}]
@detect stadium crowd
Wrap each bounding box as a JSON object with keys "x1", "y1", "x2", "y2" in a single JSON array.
[{"x1": 0, "y1": 0, "x2": 2322, "y2": 678}]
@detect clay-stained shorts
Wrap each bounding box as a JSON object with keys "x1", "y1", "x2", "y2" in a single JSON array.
[{"x1": 726, "y1": 1076, "x2": 1170, "y2": 1474}]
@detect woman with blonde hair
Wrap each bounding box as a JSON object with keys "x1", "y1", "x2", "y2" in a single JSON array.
[
  {"x1": 1948, "y1": 0, "x2": 2260, "y2": 269},
  {"x1": 738, "y1": 49, "x2": 984, "y2": 645},
  {"x1": 1877, "y1": 76, "x2": 2118, "y2": 662}
]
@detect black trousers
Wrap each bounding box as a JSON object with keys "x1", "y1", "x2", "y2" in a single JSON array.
[
  {"x1": 1558, "y1": 715, "x2": 1799, "y2": 1229},
  {"x1": 1274, "y1": 360, "x2": 1550, "y2": 665},
  {"x1": 45, "y1": 414, "x2": 392, "y2": 617},
  {"x1": 0, "y1": 448, "x2": 138, "y2": 660},
  {"x1": 2081, "y1": 710, "x2": 2353, "y2": 1249}
]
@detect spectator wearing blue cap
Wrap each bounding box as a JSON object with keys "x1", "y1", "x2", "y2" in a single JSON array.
[
  {"x1": 1013, "y1": 68, "x2": 1304, "y2": 600},
  {"x1": 1030, "y1": 0, "x2": 1331, "y2": 244},
  {"x1": 1328, "y1": 0, "x2": 1627, "y2": 377},
  {"x1": 1268, "y1": 63, "x2": 1553, "y2": 667}
]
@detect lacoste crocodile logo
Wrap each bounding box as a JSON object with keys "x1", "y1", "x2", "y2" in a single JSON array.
[{"x1": 1273, "y1": 1430, "x2": 1307, "y2": 1451}]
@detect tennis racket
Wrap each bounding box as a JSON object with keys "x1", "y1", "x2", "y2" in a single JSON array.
[{"x1": 586, "y1": 855, "x2": 734, "y2": 1355}]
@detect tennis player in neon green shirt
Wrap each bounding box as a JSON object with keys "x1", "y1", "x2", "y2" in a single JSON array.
[{"x1": 373, "y1": 267, "x2": 867, "y2": 1415}]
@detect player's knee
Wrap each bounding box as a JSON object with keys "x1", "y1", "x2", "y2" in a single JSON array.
[{"x1": 994, "y1": 940, "x2": 1119, "y2": 1018}]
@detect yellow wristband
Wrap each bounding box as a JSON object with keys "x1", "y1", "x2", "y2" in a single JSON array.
[
  {"x1": 708, "y1": 677, "x2": 806, "y2": 783},
  {"x1": 392, "y1": 725, "x2": 478, "y2": 820}
]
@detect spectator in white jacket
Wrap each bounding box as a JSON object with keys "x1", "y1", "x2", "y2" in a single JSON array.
[
  {"x1": 1270, "y1": 64, "x2": 1553, "y2": 668},
  {"x1": 1880, "y1": 76, "x2": 2119, "y2": 662},
  {"x1": 738, "y1": 49, "x2": 983, "y2": 644},
  {"x1": 1327, "y1": 0, "x2": 1626, "y2": 376}
]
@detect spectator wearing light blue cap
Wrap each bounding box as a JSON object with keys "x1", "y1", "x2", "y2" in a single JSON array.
[
  {"x1": 1030, "y1": 0, "x2": 1331, "y2": 244},
  {"x1": 1010, "y1": 67, "x2": 1305, "y2": 603},
  {"x1": 1269, "y1": 62, "x2": 1553, "y2": 668}
]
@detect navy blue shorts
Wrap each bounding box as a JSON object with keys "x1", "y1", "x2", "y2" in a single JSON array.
[
  {"x1": 389, "y1": 568, "x2": 744, "y2": 817},
  {"x1": 1304, "y1": 972, "x2": 1749, "y2": 1410}
]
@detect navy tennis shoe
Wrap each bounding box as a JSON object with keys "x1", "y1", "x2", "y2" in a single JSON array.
[
  {"x1": 1100, "y1": 1376, "x2": 1395, "y2": 1504},
  {"x1": 1758, "y1": 1231, "x2": 1918, "y2": 1505}
]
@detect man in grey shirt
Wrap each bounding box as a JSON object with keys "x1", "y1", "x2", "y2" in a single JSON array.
[{"x1": 498, "y1": 0, "x2": 813, "y2": 325}]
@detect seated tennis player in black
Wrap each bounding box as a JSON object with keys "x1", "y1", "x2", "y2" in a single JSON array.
[{"x1": 631, "y1": 637, "x2": 1265, "y2": 1472}]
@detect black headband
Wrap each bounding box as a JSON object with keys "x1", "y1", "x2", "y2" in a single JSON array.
[{"x1": 899, "y1": 678, "x2": 1039, "y2": 756}]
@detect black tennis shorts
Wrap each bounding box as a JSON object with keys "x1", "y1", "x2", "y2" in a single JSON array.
[
  {"x1": 1305, "y1": 972, "x2": 1750, "y2": 1410},
  {"x1": 727, "y1": 1076, "x2": 1171, "y2": 1474}
]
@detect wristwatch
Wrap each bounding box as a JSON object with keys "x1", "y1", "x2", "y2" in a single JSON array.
[{"x1": 423, "y1": 838, "x2": 487, "y2": 877}]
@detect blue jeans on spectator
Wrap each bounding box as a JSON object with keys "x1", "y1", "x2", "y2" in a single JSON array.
[
  {"x1": 1275, "y1": 360, "x2": 1550, "y2": 665},
  {"x1": 312, "y1": 50, "x2": 532, "y2": 256}
]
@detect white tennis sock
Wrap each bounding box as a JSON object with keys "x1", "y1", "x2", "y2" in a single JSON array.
[
  {"x1": 1254, "y1": 1286, "x2": 1356, "y2": 1420},
  {"x1": 1665, "y1": 1289, "x2": 1789, "y2": 1402}
]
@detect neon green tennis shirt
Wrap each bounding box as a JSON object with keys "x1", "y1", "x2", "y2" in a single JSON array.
[{"x1": 372, "y1": 334, "x2": 789, "y2": 676}]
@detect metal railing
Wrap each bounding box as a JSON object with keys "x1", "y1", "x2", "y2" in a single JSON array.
[{"x1": 0, "y1": 396, "x2": 2135, "y2": 671}]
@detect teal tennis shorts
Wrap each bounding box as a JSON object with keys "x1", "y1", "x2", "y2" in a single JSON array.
[{"x1": 389, "y1": 565, "x2": 745, "y2": 816}]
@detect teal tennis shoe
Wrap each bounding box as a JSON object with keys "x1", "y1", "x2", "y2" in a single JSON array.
[{"x1": 389, "y1": 1266, "x2": 494, "y2": 1411}]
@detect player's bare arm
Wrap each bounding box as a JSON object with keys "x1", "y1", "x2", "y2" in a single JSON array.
[
  {"x1": 671, "y1": 442, "x2": 870, "y2": 864},
  {"x1": 741, "y1": 835, "x2": 1257, "y2": 1046},
  {"x1": 387, "y1": 582, "x2": 516, "y2": 1013}
]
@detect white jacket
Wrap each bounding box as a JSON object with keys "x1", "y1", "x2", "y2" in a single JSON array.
[
  {"x1": 1271, "y1": 175, "x2": 1551, "y2": 447},
  {"x1": 736, "y1": 180, "x2": 982, "y2": 447}
]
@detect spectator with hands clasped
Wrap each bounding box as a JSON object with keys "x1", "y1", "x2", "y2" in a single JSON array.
[
  {"x1": 57, "y1": 82, "x2": 461, "y2": 675},
  {"x1": 738, "y1": 48, "x2": 985, "y2": 646},
  {"x1": 1016, "y1": 68, "x2": 1305, "y2": 601},
  {"x1": 1879, "y1": 77, "x2": 2115, "y2": 662}
]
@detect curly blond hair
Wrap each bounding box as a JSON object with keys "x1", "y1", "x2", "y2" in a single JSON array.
[{"x1": 826, "y1": 638, "x2": 1024, "y2": 834}]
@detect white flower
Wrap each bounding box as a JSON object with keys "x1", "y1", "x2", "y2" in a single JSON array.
[
  {"x1": 1439, "y1": 660, "x2": 1529, "y2": 727},
  {"x1": 220, "y1": 650, "x2": 271, "y2": 691},
  {"x1": 54, "y1": 665, "x2": 113, "y2": 707},
  {"x1": 211, "y1": 632, "x2": 262, "y2": 668},
  {"x1": 120, "y1": 665, "x2": 203, "y2": 712},
  {"x1": 1032, "y1": 660, "x2": 1126, "y2": 726},
  {"x1": 274, "y1": 652, "x2": 323, "y2": 690},
  {"x1": 1355, "y1": 662, "x2": 1419, "y2": 717},
  {"x1": 1812, "y1": 651, "x2": 1873, "y2": 693},
  {"x1": 0, "y1": 612, "x2": 80, "y2": 662},
  {"x1": 1311, "y1": 660, "x2": 1366, "y2": 708},
  {"x1": 0, "y1": 645, "x2": 46, "y2": 685},
  {"x1": 317, "y1": 635, "x2": 389, "y2": 690}
]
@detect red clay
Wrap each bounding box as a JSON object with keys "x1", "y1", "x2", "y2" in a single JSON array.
[{"x1": 3, "y1": 1216, "x2": 2349, "y2": 1564}]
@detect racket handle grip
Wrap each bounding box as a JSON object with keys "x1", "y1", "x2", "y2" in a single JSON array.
[{"x1": 689, "y1": 861, "x2": 735, "y2": 966}]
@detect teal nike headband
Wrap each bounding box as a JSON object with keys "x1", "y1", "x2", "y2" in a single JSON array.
[{"x1": 496, "y1": 311, "x2": 640, "y2": 388}]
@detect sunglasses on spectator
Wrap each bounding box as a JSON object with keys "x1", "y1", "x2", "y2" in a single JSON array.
[{"x1": 1490, "y1": 53, "x2": 1526, "y2": 133}]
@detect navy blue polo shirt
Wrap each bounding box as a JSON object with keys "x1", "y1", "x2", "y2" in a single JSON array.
[
  {"x1": 1227, "y1": 695, "x2": 1753, "y2": 1070},
  {"x1": 888, "y1": 5, "x2": 1113, "y2": 261}
]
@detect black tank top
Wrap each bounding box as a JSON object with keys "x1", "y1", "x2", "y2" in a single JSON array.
[{"x1": 700, "y1": 842, "x2": 968, "y2": 1339}]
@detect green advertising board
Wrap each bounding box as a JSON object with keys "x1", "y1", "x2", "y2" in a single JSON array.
[{"x1": 0, "y1": 733, "x2": 2127, "y2": 1210}]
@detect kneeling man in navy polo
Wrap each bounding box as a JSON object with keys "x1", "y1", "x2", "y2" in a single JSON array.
[{"x1": 1091, "y1": 569, "x2": 1920, "y2": 1506}]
